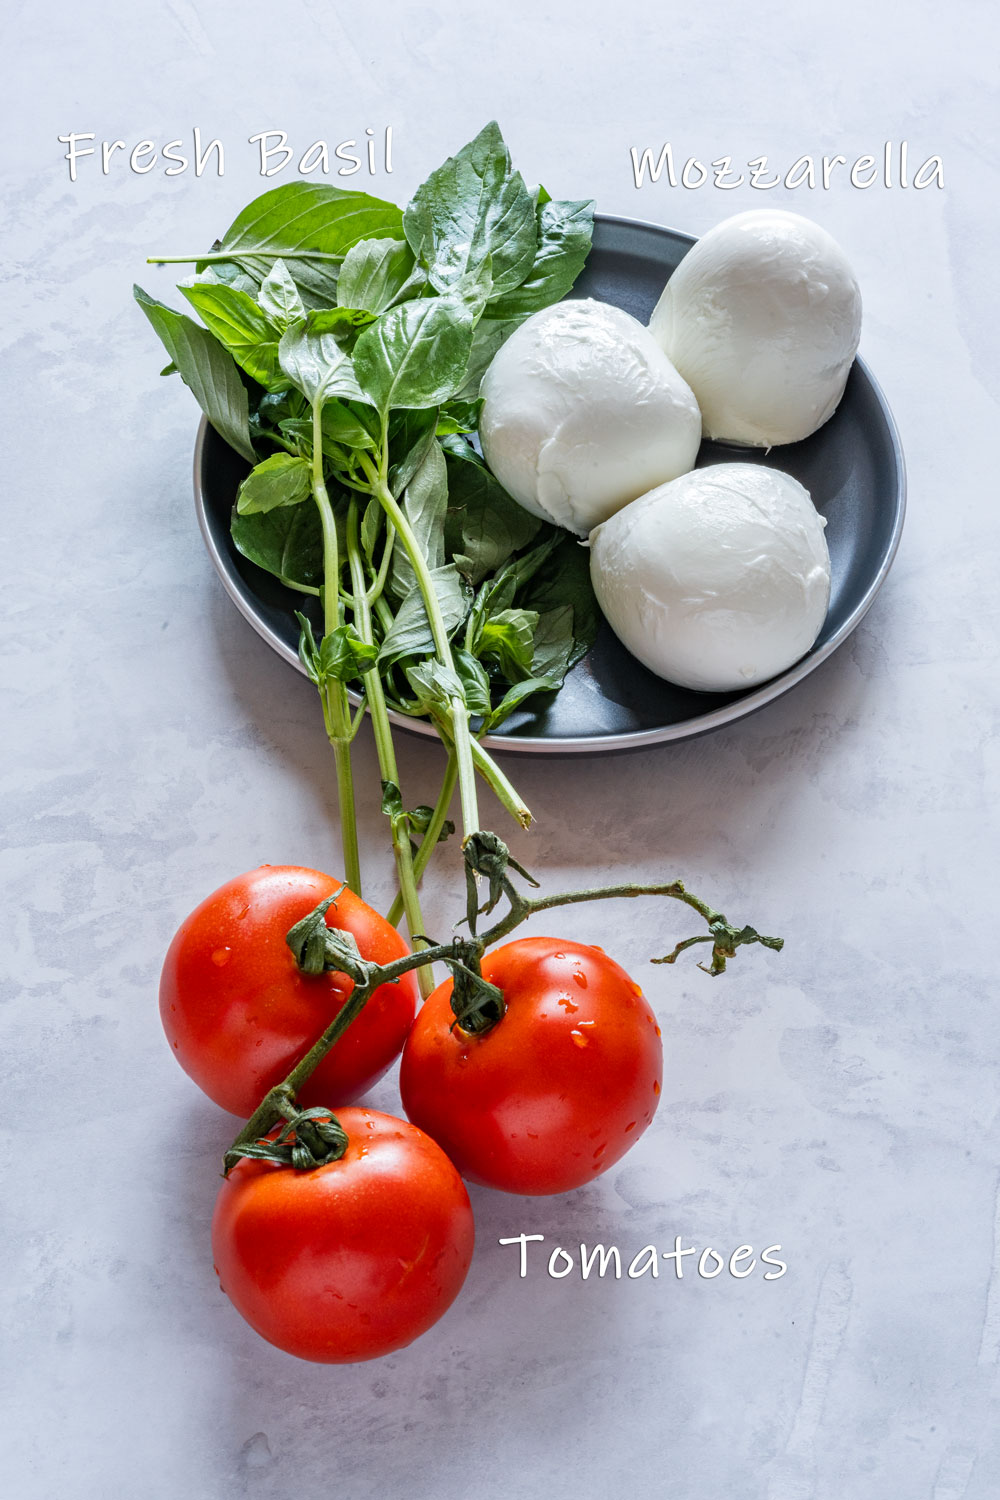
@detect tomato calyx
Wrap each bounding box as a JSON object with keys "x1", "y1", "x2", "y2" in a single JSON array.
[
  {"x1": 653, "y1": 917, "x2": 785, "y2": 976},
  {"x1": 225, "y1": 1101, "x2": 350, "y2": 1174},
  {"x1": 462, "y1": 831, "x2": 539, "y2": 935},
  {"x1": 442, "y1": 936, "x2": 506, "y2": 1035},
  {"x1": 285, "y1": 890, "x2": 382, "y2": 984}
]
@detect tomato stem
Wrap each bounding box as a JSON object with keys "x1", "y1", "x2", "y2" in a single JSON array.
[
  {"x1": 223, "y1": 836, "x2": 784, "y2": 1175},
  {"x1": 224, "y1": 936, "x2": 461, "y2": 1173}
]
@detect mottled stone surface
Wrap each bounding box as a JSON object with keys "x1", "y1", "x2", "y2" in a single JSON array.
[{"x1": 3, "y1": 4, "x2": 998, "y2": 1495}]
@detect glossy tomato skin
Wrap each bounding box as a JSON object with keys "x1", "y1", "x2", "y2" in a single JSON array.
[
  {"x1": 400, "y1": 937, "x2": 663, "y2": 1195},
  {"x1": 211, "y1": 1108, "x2": 475, "y2": 1362},
  {"x1": 160, "y1": 867, "x2": 418, "y2": 1117}
]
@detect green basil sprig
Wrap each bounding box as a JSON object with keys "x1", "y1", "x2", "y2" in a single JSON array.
[{"x1": 137, "y1": 122, "x2": 597, "y2": 987}]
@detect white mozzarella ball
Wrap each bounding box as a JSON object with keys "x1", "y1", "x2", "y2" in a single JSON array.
[
  {"x1": 479, "y1": 298, "x2": 702, "y2": 537},
  {"x1": 589, "y1": 463, "x2": 831, "y2": 692},
  {"x1": 649, "y1": 210, "x2": 862, "y2": 447}
]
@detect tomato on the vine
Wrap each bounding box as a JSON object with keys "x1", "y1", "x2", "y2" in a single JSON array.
[
  {"x1": 399, "y1": 936, "x2": 663, "y2": 1195},
  {"x1": 160, "y1": 866, "x2": 418, "y2": 1117},
  {"x1": 211, "y1": 1108, "x2": 475, "y2": 1362}
]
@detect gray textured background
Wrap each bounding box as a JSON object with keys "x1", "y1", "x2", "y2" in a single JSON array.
[{"x1": 4, "y1": 3, "x2": 999, "y2": 1496}]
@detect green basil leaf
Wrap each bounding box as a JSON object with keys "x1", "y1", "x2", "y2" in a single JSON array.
[
  {"x1": 296, "y1": 612, "x2": 324, "y2": 683},
  {"x1": 380, "y1": 779, "x2": 405, "y2": 820},
  {"x1": 235, "y1": 452, "x2": 312, "y2": 515},
  {"x1": 406, "y1": 804, "x2": 455, "y2": 844},
  {"x1": 403, "y1": 658, "x2": 465, "y2": 715},
  {"x1": 318, "y1": 622, "x2": 378, "y2": 683},
  {"x1": 279, "y1": 319, "x2": 366, "y2": 405},
  {"x1": 403, "y1": 121, "x2": 537, "y2": 297},
  {"x1": 476, "y1": 607, "x2": 539, "y2": 680},
  {"x1": 195, "y1": 260, "x2": 261, "y2": 297},
  {"x1": 322, "y1": 400, "x2": 378, "y2": 451},
  {"x1": 231, "y1": 502, "x2": 323, "y2": 589},
  {"x1": 445, "y1": 456, "x2": 542, "y2": 584},
  {"x1": 352, "y1": 284, "x2": 480, "y2": 416},
  {"x1": 487, "y1": 196, "x2": 595, "y2": 319},
  {"x1": 436, "y1": 398, "x2": 483, "y2": 435},
  {"x1": 389, "y1": 438, "x2": 448, "y2": 601},
  {"x1": 252, "y1": 386, "x2": 308, "y2": 443},
  {"x1": 213, "y1": 182, "x2": 405, "y2": 301},
  {"x1": 528, "y1": 604, "x2": 576, "y2": 684},
  {"x1": 279, "y1": 398, "x2": 377, "y2": 469},
  {"x1": 387, "y1": 410, "x2": 439, "y2": 497},
  {"x1": 305, "y1": 306, "x2": 377, "y2": 342},
  {"x1": 361, "y1": 497, "x2": 384, "y2": 560},
  {"x1": 438, "y1": 432, "x2": 487, "y2": 468},
  {"x1": 485, "y1": 675, "x2": 560, "y2": 730},
  {"x1": 519, "y1": 531, "x2": 600, "y2": 665},
  {"x1": 134, "y1": 285, "x2": 255, "y2": 463},
  {"x1": 454, "y1": 316, "x2": 520, "y2": 399},
  {"x1": 337, "y1": 237, "x2": 424, "y2": 312},
  {"x1": 453, "y1": 647, "x2": 492, "y2": 717},
  {"x1": 178, "y1": 280, "x2": 284, "y2": 390},
  {"x1": 379, "y1": 565, "x2": 468, "y2": 665},
  {"x1": 258, "y1": 258, "x2": 306, "y2": 327}
]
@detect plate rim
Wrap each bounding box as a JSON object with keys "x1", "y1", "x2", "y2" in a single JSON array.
[{"x1": 192, "y1": 211, "x2": 907, "y2": 756}]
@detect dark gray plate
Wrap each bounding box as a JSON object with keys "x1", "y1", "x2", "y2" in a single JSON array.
[{"x1": 194, "y1": 213, "x2": 905, "y2": 754}]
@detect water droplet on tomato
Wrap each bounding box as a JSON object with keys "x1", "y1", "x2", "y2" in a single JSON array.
[
  {"x1": 570, "y1": 1030, "x2": 589, "y2": 1048},
  {"x1": 625, "y1": 1121, "x2": 636, "y2": 1132},
  {"x1": 653, "y1": 1080, "x2": 661, "y2": 1095},
  {"x1": 557, "y1": 996, "x2": 579, "y2": 1013},
  {"x1": 655, "y1": 1025, "x2": 662, "y2": 1038},
  {"x1": 553, "y1": 953, "x2": 565, "y2": 961},
  {"x1": 211, "y1": 947, "x2": 232, "y2": 967},
  {"x1": 572, "y1": 970, "x2": 588, "y2": 989}
]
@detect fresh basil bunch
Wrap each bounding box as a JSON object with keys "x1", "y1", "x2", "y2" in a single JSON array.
[{"x1": 136, "y1": 122, "x2": 597, "y2": 983}]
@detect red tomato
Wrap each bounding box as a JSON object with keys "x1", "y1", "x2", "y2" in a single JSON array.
[
  {"x1": 160, "y1": 867, "x2": 418, "y2": 1117},
  {"x1": 399, "y1": 936, "x2": 663, "y2": 1196},
  {"x1": 212, "y1": 1108, "x2": 475, "y2": 1362}
]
